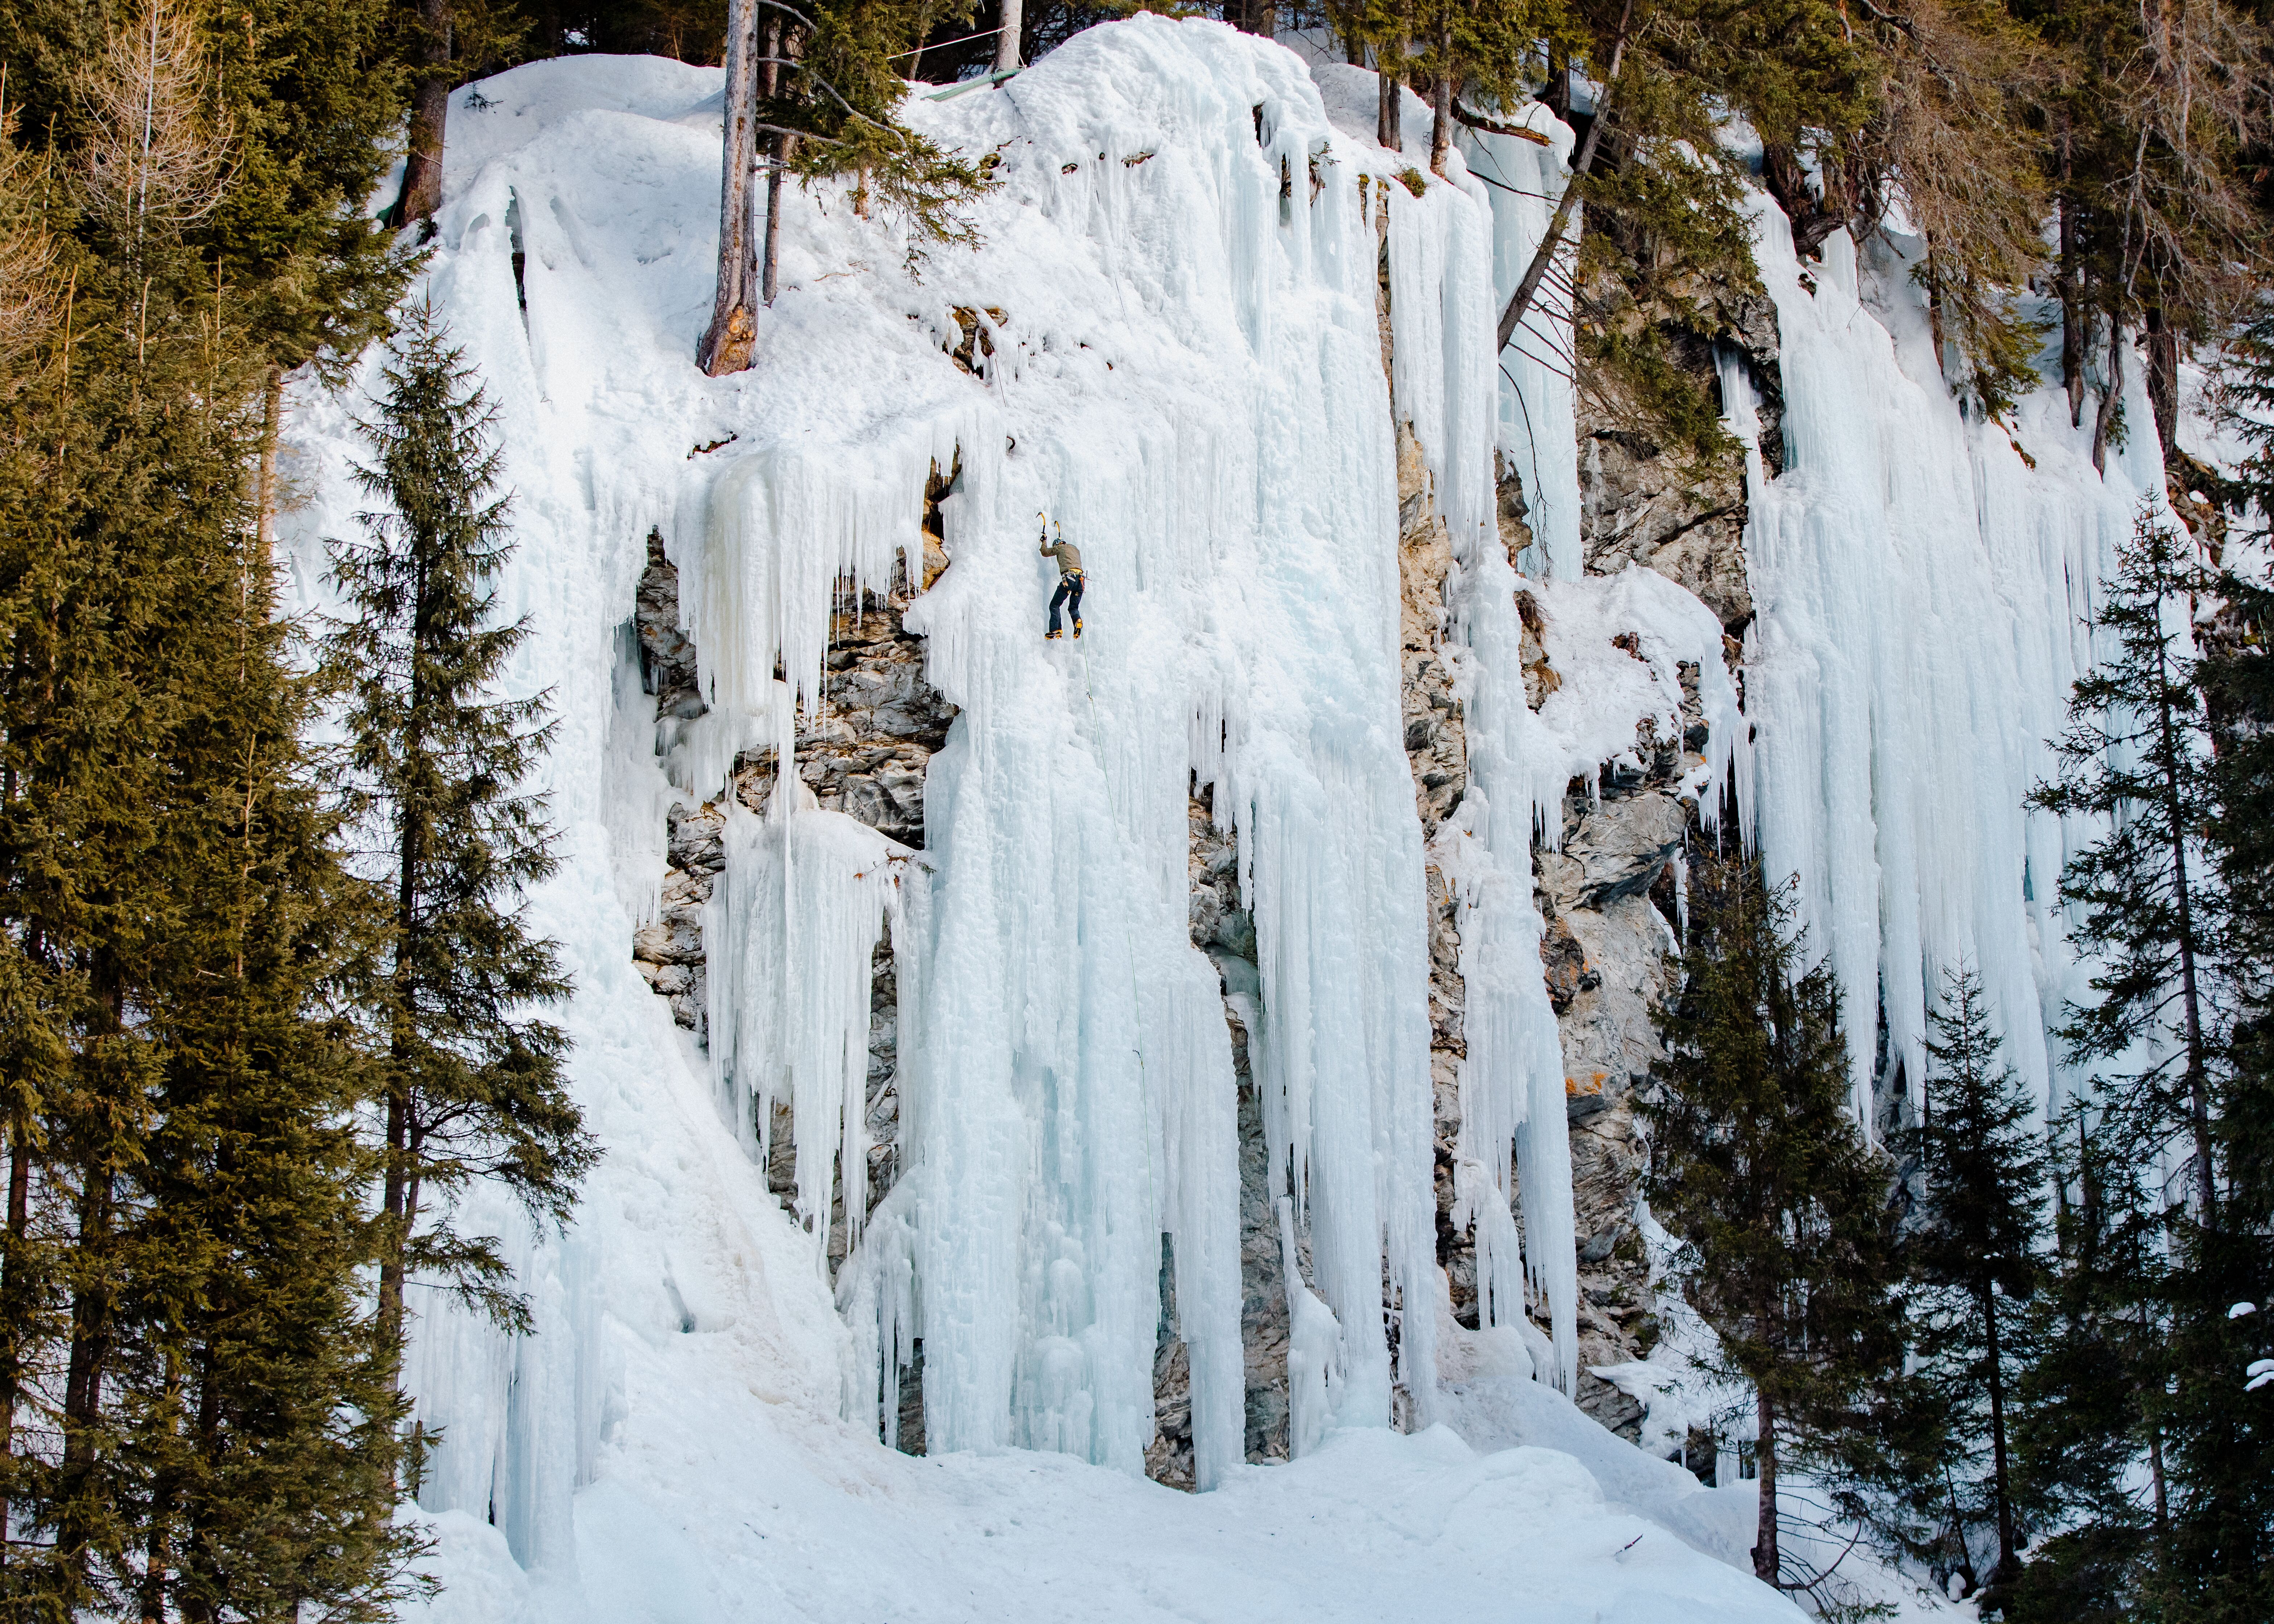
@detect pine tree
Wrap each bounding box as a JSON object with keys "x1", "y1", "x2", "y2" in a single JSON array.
[
  {"x1": 325, "y1": 298, "x2": 595, "y2": 1405},
  {"x1": 1643, "y1": 856, "x2": 1906, "y2": 1591},
  {"x1": 0, "y1": 24, "x2": 419, "y2": 1604},
  {"x1": 2008, "y1": 1109, "x2": 2168, "y2": 1624},
  {"x1": 2029, "y1": 501, "x2": 2221, "y2": 1223},
  {"x1": 2009, "y1": 0, "x2": 2274, "y2": 463},
  {"x1": 1889, "y1": 966, "x2": 2046, "y2": 1610},
  {"x1": 2146, "y1": 566, "x2": 2274, "y2": 1624},
  {"x1": 125, "y1": 442, "x2": 421, "y2": 1624},
  {"x1": 2012, "y1": 510, "x2": 2272, "y2": 1623}
]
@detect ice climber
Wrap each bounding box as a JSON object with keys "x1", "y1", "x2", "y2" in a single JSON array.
[{"x1": 1039, "y1": 515, "x2": 1084, "y2": 640}]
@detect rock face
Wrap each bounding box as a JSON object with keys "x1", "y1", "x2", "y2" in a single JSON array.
[
  {"x1": 1393, "y1": 422, "x2": 1481, "y2": 1331},
  {"x1": 1576, "y1": 296, "x2": 1778, "y2": 633},
  {"x1": 1553, "y1": 286, "x2": 1768, "y2": 1439},
  {"x1": 1149, "y1": 791, "x2": 1286, "y2": 1489}
]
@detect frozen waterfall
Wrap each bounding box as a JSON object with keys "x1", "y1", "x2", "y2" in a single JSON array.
[
  {"x1": 267, "y1": 14, "x2": 2151, "y2": 1608},
  {"x1": 1735, "y1": 207, "x2": 2168, "y2": 1126}
]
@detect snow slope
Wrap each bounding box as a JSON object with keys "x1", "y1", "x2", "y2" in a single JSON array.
[{"x1": 271, "y1": 13, "x2": 2134, "y2": 1617}]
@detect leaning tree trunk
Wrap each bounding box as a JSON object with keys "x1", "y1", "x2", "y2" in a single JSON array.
[
  {"x1": 395, "y1": 0, "x2": 454, "y2": 229},
  {"x1": 698, "y1": 0, "x2": 764, "y2": 375},
  {"x1": 1497, "y1": 0, "x2": 1633, "y2": 352},
  {"x1": 995, "y1": 0, "x2": 1023, "y2": 71}
]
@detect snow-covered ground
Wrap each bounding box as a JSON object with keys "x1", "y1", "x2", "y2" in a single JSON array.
[{"x1": 271, "y1": 13, "x2": 2159, "y2": 1618}]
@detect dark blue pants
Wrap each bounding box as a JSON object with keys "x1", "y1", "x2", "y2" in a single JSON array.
[{"x1": 1048, "y1": 571, "x2": 1085, "y2": 634}]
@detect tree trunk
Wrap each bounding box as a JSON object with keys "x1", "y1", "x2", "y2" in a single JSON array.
[
  {"x1": 1923, "y1": 246, "x2": 1947, "y2": 378},
  {"x1": 697, "y1": 0, "x2": 762, "y2": 376},
  {"x1": 1430, "y1": 60, "x2": 1454, "y2": 177},
  {"x1": 380, "y1": 585, "x2": 429, "y2": 1412},
  {"x1": 59, "y1": 1165, "x2": 115, "y2": 1577},
  {"x1": 2147, "y1": 1413, "x2": 2171, "y2": 1538},
  {"x1": 1497, "y1": 0, "x2": 1632, "y2": 352},
  {"x1": 2091, "y1": 318, "x2": 2124, "y2": 475},
  {"x1": 394, "y1": 0, "x2": 455, "y2": 229},
  {"x1": 139, "y1": 1350, "x2": 178, "y2": 1624},
  {"x1": 2145, "y1": 307, "x2": 2179, "y2": 459},
  {"x1": 377, "y1": 1082, "x2": 410, "y2": 1355},
  {"x1": 1378, "y1": 39, "x2": 1404, "y2": 152},
  {"x1": 1982, "y1": 1284, "x2": 2017, "y2": 1583},
  {"x1": 762, "y1": 137, "x2": 789, "y2": 307},
  {"x1": 0, "y1": 1117, "x2": 29, "y2": 1556},
  {"x1": 2151, "y1": 592, "x2": 2220, "y2": 1223},
  {"x1": 178, "y1": 1348, "x2": 223, "y2": 1624},
  {"x1": 2056, "y1": 121, "x2": 2084, "y2": 428},
  {"x1": 1546, "y1": 46, "x2": 1569, "y2": 122},
  {"x1": 256, "y1": 364, "x2": 282, "y2": 552},
  {"x1": 1752, "y1": 1388, "x2": 1779, "y2": 1586},
  {"x1": 994, "y1": 0, "x2": 1023, "y2": 72},
  {"x1": 760, "y1": 26, "x2": 788, "y2": 309}
]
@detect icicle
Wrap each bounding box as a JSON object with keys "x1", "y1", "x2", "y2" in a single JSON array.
[
  {"x1": 704, "y1": 799, "x2": 908, "y2": 1262},
  {"x1": 1278, "y1": 1195, "x2": 1346, "y2": 1458},
  {"x1": 1736, "y1": 205, "x2": 2170, "y2": 1126}
]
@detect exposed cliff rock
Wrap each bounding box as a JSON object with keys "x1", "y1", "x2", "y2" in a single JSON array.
[
  {"x1": 1576, "y1": 296, "x2": 1778, "y2": 637},
  {"x1": 1152, "y1": 791, "x2": 1286, "y2": 1488},
  {"x1": 627, "y1": 506, "x2": 956, "y2": 1290},
  {"x1": 1550, "y1": 263, "x2": 1777, "y2": 1439}
]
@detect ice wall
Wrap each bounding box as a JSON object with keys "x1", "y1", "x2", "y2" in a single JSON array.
[
  {"x1": 1736, "y1": 209, "x2": 2168, "y2": 1122},
  {"x1": 825, "y1": 31, "x2": 1454, "y2": 1473},
  {"x1": 279, "y1": 19, "x2": 1748, "y2": 1571}
]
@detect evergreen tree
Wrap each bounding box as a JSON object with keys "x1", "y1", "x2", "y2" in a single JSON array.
[
  {"x1": 525, "y1": 0, "x2": 731, "y2": 60},
  {"x1": 2149, "y1": 566, "x2": 2274, "y2": 1624},
  {"x1": 2029, "y1": 501, "x2": 2222, "y2": 1223},
  {"x1": 1643, "y1": 856, "x2": 1906, "y2": 1590},
  {"x1": 0, "y1": 13, "x2": 419, "y2": 1607},
  {"x1": 1889, "y1": 966, "x2": 2046, "y2": 1610},
  {"x1": 126, "y1": 452, "x2": 420, "y2": 1624},
  {"x1": 2008, "y1": 1109, "x2": 2168, "y2": 1624},
  {"x1": 2013, "y1": 507, "x2": 2272, "y2": 1623},
  {"x1": 2009, "y1": 0, "x2": 2274, "y2": 461},
  {"x1": 325, "y1": 298, "x2": 595, "y2": 1400}
]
